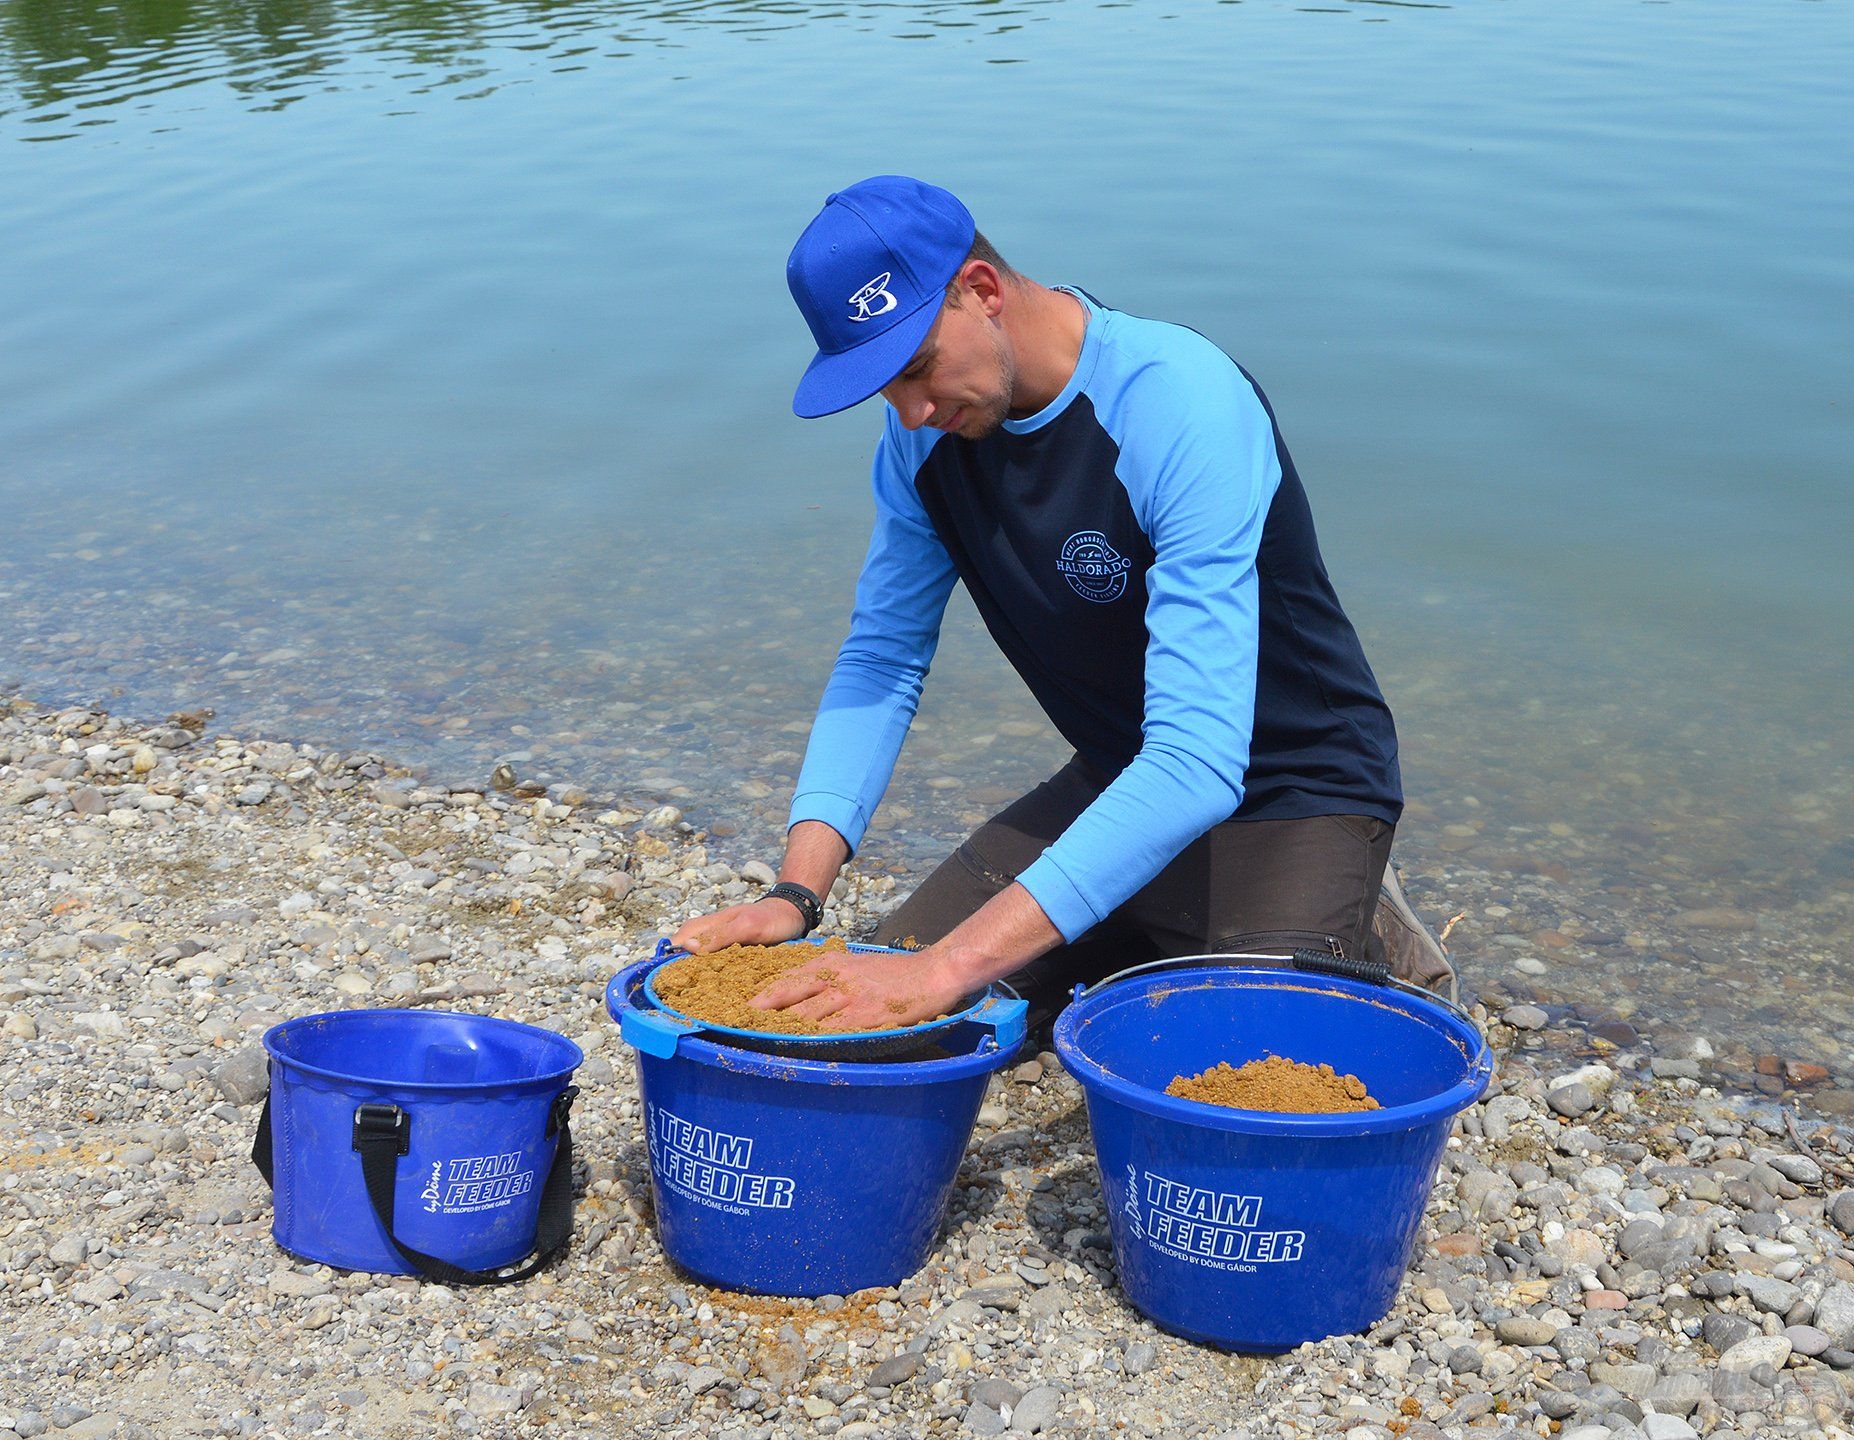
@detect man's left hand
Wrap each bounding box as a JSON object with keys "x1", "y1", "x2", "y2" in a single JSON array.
[{"x1": 748, "y1": 946, "x2": 973, "y2": 1031}]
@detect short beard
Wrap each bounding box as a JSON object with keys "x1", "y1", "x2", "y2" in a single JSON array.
[{"x1": 961, "y1": 325, "x2": 1017, "y2": 440}]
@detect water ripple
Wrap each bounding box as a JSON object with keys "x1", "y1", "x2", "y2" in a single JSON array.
[{"x1": 0, "y1": 0, "x2": 1083, "y2": 137}]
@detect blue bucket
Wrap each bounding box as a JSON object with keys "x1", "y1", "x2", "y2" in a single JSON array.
[
  {"x1": 1055, "y1": 959, "x2": 1492, "y2": 1351},
  {"x1": 608, "y1": 955, "x2": 1026, "y2": 1296},
  {"x1": 256, "y1": 1009, "x2": 583, "y2": 1279}
]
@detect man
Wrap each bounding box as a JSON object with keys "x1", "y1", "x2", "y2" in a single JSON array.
[{"x1": 672, "y1": 175, "x2": 1455, "y2": 1035}]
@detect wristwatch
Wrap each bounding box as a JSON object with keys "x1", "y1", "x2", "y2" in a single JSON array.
[{"x1": 765, "y1": 881, "x2": 824, "y2": 935}]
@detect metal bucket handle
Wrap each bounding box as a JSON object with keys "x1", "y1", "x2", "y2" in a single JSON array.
[{"x1": 1073, "y1": 948, "x2": 1482, "y2": 1033}]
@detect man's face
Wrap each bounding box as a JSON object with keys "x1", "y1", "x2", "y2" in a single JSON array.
[{"x1": 879, "y1": 289, "x2": 1016, "y2": 440}]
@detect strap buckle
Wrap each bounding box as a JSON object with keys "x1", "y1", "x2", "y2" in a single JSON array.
[
  {"x1": 351, "y1": 1102, "x2": 410, "y2": 1155},
  {"x1": 547, "y1": 1086, "x2": 578, "y2": 1138}
]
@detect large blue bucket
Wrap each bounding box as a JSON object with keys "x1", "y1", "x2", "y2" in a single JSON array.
[
  {"x1": 608, "y1": 955, "x2": 1026, "y2": 1296},
  {"x1": 1055, "y1": 959, "x2": 1492, "y2": 1351},
  {"x1": 257, "y1": 1009, "x2": 582, "y2": 1278}
]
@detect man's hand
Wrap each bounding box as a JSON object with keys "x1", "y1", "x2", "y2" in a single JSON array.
[
  {"x1": 749, "y1": 946, "x2": 974, "y2": 1031},
  {"x1": 749, "y1": 881, "x2": 1063, "y2": 1031},
  {"x1": 671, "y1": 897, "x2": 807, "y2": 955},
  {"x1": 671, "y1": 820, "x2": 852, "y2": 955}
]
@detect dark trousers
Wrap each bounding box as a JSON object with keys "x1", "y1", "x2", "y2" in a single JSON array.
[{"x1": 871, "y1": 757, "x2": 1397, "y2": 1040}]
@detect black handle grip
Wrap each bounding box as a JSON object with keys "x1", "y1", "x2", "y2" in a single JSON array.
[{"x1": 1291, "y1": 945, "x2": 1392, "y2": 987}]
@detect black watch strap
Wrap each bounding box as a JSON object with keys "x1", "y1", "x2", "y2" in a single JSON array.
[{"x1": 766, "y1": 881, "x2": 824, "y2": 935}]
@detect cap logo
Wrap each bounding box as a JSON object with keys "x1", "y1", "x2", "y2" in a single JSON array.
[{"x1": 846, "y1": 272, "x2": 898, "y2": 322}]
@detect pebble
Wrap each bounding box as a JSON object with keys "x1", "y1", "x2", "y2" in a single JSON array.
[
  {"x1": 1495, "y1": 1315, "x2": 1559, "y2": 1347},
  {"x1": 1504, "y1": 1004, "x2": 1549, "y2": 1031},
  {"x1": 1645, "y1": 1373, "x2": 1707, "y2": 1416},
  {"x1": 1736, "y1": 1272, "x2": 1800, "y2": 1314},
  {"x1": 1765, "y1": 1152, "x2": 1821, "y2": 1185},
  {"x1": 868, "y1": 1353, "x2": 921, "y2": 1386},
  {"x1": 1011, "y1": 1386, "x2": 1062, "y2": 1433},
  {"x1": 211, "y1": 1046, "x2": 270, "y2": 1105},
  {"x1": 1548, "y1": 1081, "x2": 1597, "y2": 1118},
  {"x1": 1550, "y1": 1227, "x2": 1608, "y2": 1270},
  {"x1": 1784, "y1": 1324, "x2": 1831, "y2": 1357},
  {"x1": 1703, "y1": 1312, "x2": 1758, "y2": 1353},
  {"x1": 1717, "y1": 1334, "x2": 1792, "y2": 1373},
  {"x1": 266, "y1": 1269, "x2": 331, "y2": 1298},
  {"x1": 1814, "y1": 1282, "x2": 1854, "y2": 1347},
  {"x1": 48, "y1": 1233, "x2": 90, "y2": 1267},
  {"x1": 407, "y1": 934, "x2": 452, "y2": 964}
]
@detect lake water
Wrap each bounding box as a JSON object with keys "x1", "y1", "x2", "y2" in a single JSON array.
[{"x1": 3, "y1": 0, "x2": 1851, "y2": 1106}]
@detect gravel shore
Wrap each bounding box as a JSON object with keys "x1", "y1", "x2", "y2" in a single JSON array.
[{"x1": 3, "y1": 693, "x2": 1853, "y2": 1440}]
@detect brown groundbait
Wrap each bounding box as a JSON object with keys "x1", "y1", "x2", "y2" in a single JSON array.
[
  {"x1": 1166, "y1": 1054, "x2": 1380, "y2": 1114},
  {"x1": 653, "y1": 938, "x2": 862, "y2": 1035}
]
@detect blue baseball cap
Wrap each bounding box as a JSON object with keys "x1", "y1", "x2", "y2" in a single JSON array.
[{"x1": 786, "y1": 176, "x2": 976, "y2": 419}]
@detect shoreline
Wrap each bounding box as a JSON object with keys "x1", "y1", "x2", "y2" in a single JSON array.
[{"x1": 3, "y1": 691, "x2": 1854, "y2": 1438}]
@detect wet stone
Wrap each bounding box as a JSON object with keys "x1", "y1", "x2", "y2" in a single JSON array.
[{"x1": 1548, "y1": 1082, "x2": 1597, "y2": 1118}]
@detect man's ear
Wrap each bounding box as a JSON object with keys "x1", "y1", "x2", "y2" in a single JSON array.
[{"x1": 960, "y1": 260, "x2": 1008, "y2": 318}]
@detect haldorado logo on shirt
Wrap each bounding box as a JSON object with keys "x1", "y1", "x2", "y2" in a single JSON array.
[{"x1": 1057, "y1": 530, "x2": 1132, "y2": 603}]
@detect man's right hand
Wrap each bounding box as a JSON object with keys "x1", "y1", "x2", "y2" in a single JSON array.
[
  {"x1": 670, "y1": 821, "x2": 850, "y2": 954},
  {"x1": 670, "y1": 897, "x2": 808, "y2": 955}
]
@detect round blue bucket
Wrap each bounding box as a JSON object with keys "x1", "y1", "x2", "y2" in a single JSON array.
[
  {"x1": 1055, "y1": 961, "x2": 1492, "y2": 1351},
  {"x1": 258, "y1": 1009, "x2": 582, "y2": 1277},
  {"x1": 608, "y1": 955, "x2": 1026, "y2": 1296}
]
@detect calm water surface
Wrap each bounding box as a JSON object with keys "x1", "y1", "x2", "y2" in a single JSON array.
[{"x1": 2, "y1": 1, "x2": 1851, "y2": 1097}]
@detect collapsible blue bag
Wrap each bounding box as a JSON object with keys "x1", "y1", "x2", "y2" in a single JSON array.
[{"x1": 251, "y1": 1008, "x2": 582, "y2": 1283}]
